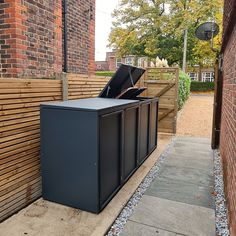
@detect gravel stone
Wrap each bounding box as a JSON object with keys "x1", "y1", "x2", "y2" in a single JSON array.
[{"x1": 213, "y1": 150, "x2": 230, "y2": 236}]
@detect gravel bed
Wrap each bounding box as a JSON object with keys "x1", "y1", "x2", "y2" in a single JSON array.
[
  {"x1": 106, "y1": 137, "x2": 176, "y2": 236},
  {"x1": 213, "y1": 150, "x2": 230, "y2": 236}
]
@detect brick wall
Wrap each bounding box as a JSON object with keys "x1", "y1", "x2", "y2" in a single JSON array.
[
  {"x1": 221, "y1": 0, "x2": 236, "y2": 235},
  {"x1": 22, "y1": 0, "x2": 62, "y2": 77},
  {"x1": 0, "y1": 0, "x2": 95, "y2": 78},
  {"x1": 0, "y1": 0, "x2": 23, "y2": 77},
  {"x1": 65, "y1": 0, "x2": 95, "y2": 74}
]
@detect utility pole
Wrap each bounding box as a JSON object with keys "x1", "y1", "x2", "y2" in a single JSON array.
[
  {"x1": 182, "y1": 29, "x2": 188, "y2": 72},
  {"x1": 182, "y1": 0, "x2": 188, "y2": 73}
]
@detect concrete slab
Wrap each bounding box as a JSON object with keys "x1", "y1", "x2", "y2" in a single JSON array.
[
  {"x1": 173, "y1": 142, "x2": 211, "y2": 150},
  {"x1": 174, "y1": 137, "x2": 211, "y2": 144},
  {"x1": 170, "y1": 149, "x2": 213, "y2": 159},
  {"x1": 164, "y1": 154, "x2": 213, "y2": 172},
  {"x1": 121, "y1": 220, "x2": 182, "y2": 236},
  {"x1": 157, "y1": 164, "x2": 214, "y2": 187},
  {"x1": 130, "y1": 196, "x2": 215, "y2": 236},
  {"x1": 145, "y1": 179, "x2": 214, "y2": 209}
]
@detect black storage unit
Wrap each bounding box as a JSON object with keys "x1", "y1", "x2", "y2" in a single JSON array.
[{"x1": 40, "y1": 64, "x2": 158, "y2": 213}]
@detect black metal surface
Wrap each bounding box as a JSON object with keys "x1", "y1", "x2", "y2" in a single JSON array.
[
  {"x1": 40, "y1": 65, "x2": 159, "y2": 214},
  {"x1": 149, "y1": 101, "x2": 158, "y2": 152},
  {"x1": 99, "y1": 64, "x2": 145, "y2": 98},
  {"x1": 42, "y1": 98, "x2": 138, "y2": 113},
  {"x1": 117, "y1": 87, "x2": 147, "y2": 99},
  {"x1": 41, "y1": 108, "x2": 99, "y2": 213},
  {"x1": 195, "y1": 22, "x2": 219, "y2": 41},
  {"x1": 99, "y1": 111, "x2": 122, "y2": 206},
  {"x1": 123, "y1": 107, "x2": 138, "y2": 180},
  {"x1": 139, "y1": 103, "x2": 150, "y2": 163}
]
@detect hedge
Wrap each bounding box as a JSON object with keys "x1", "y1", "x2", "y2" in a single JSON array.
[
  {"x1": 95, "y1": 71, "x2": 115, "y2": 77},
  {"x1": 190, "y1": 81, "x2": 215, "y2": 91},
  {"x1": 178, "y1": 71, "x2": 191, "y2": 110}
]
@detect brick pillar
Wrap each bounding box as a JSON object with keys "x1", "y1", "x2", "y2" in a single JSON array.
[{"x1": 0, "y1": 0, "x2": 62, "y2": 78}]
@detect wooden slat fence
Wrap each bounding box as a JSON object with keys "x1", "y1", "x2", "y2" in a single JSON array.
[
  {"x1": 142, "y1": 67, "x2": 179, "y2": 133},
  {"x1": 0, "y1": 78, "x2": 62, "y2": 222},
  {"x1": 67, "y1": 74, "x2": 110, "y2": 100},
  {"x1": 0, "y1": 74, "x2": 110, "y2": 222}
]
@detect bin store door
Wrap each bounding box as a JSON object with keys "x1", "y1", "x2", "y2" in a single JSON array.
[
  {"x1": 149, "y1": 101, "x2": 158, "y2": 152},
  {"x1": 139, "y1": 103, "x2": 150, "y2": 163},
  {"x1": 123, "y1": 106, "x2": 139, "y2": 181},
  {"x1": 99, "y1": 111, "x2": 122, "y2": 208}
]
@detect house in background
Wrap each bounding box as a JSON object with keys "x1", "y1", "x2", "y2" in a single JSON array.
[
  {"x1": 97, "y1": 51, "x2": 215, "y2": 83},
  {"x1": 95, "y1": 50, "x2": 146, "y2": 71},
  {"x1": 187, "y1": 66, "x2": 215, "y2": 82},
  {"x1": 0, "y1": 0, "x2": 95, "y2": 78},
  {"x1": 95, "y1": 61, "x2": 109, "y2": 71}
]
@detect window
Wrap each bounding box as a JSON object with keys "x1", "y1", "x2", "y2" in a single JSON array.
[
  {"x1": 125, "y1": 57, "x2": 134, "y2": 66},
  {"x1": 188, "y1": 72, "x2": 198, "y2": 81},
  {"x1": 116, "y1": 58, "x2": 122, "y2": 68},
  {"x1": 138, "y1": 58, "x2": 143, "y2": 67},
  {"x1": 202, "y1": 72, "x2": 214, "y2": 82}
]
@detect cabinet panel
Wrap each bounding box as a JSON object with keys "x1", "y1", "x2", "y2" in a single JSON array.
[
  {"x1": 124, "y1": 107, "x2": 138, "y2": 180},
  {"x1": 149, "y1": 102, "x2": 158, "y2": 152},
  {"x1": 99, "y1": 112, "x2": 122, "y2": 206},
  {"x1": 139, "y1": 103, "x2": 150, "y2": 163}
]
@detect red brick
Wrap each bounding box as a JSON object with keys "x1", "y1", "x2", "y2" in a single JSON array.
[{"x1": 0, "y1": 0, "x2": 95, "y2": 78}]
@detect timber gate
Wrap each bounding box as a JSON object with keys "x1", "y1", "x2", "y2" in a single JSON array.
[{"x1": 140, "y1": 67, "x2": 179, "y2": 133}]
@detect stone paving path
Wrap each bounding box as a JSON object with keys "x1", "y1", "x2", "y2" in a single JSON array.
[{"x1": 121, "y1": 137, "x2": 215, "y2": 236}]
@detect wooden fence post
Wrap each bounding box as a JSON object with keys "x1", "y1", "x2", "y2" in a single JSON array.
[
  {"x1": 56, "y1": 72, "x2": 68, "y2": 101},
  {"x1": 57, "y1": 73, "x2": 68, "y2": 101}
]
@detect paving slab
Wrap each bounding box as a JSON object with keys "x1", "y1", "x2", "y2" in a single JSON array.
[
  {"x1": 173, "y1": 142, "x2": 212, "y2": 150},
  {"x1": 145, "y1": 179, "x2": 214, "y2": 209},
  {"x1": 174, "y1": 137, "x2": 211, "y2": 144},
  {"x1": 170, "y1": 149, "x2": 213, "y2": 159},
  {"x1": 121, "y1": 220, "x2": 183, "y2": 236},
  {"x1": 163, "y1": 154, "x2": 213, "y2": 172},
  {"x1": 129, "y1": 196, "x2": 215, "y2": 236},
  {"x1": 157, "y1": 164, "x2": 214, "y2": 187}
]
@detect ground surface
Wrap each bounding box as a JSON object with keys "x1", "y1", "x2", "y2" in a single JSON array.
[
  {"x1": 177, "y1": 94, "x2": 214, "y2": 138},
  {"x1": 121, "y1": 137, "x2": 215, "y2": 236},
  {"x1": 0, "y1": 134, "x2": 172, "y2": 236}
]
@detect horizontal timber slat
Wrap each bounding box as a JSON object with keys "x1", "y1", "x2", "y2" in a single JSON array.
[
  {"x1": 0, "y1": 74, "x2": 111, "y2": 222},
  {"x1": 0, "y1": 77, "x2": 62, "y2": 222}
]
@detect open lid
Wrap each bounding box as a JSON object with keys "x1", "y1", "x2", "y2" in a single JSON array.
[{"x1": 99, "y1": 64, "x2": 146, "y2": 98}]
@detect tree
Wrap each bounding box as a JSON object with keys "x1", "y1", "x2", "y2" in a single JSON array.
[{"x1": 108, "y1": 0, "x2": 223, "y2": 66}]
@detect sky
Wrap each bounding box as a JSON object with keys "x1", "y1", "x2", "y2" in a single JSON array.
[{"x1": 95, "y1": 0, "x2": 119, "y2": 61}]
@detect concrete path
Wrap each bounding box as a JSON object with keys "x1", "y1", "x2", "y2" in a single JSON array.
[{"x1": 121, "y1": 137, "x2": 215, "y2": 236}]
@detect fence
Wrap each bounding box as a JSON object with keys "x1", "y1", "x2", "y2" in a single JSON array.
[
  {"x1": 141, "y1": 67, "x2": 179, "y2": 133},
  {"x1": 0, "y1": 75, "x2": 109, "y2": 222}
]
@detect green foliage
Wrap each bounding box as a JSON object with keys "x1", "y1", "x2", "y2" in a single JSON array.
[
  {"x1": 190, "y1": 81, "x2": 215, "y2": 91},
  {"x1": 178, "y1": 71, "x2": 191, "y2": 110},
  {"x1": 95, "y1": 71, "x2": 115, "y2": 77},
  {"x1": 109, "y1": 0, "x2": 223, "y2": 66}
]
